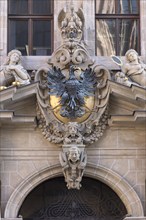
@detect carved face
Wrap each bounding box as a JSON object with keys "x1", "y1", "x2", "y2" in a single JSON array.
[
  {"x1": 127, "y1": 51, "x2": 138, "y2": 62},
  {"x1": 68, "y1": 123, "x2": 78, "y2": 136},
  {"x1": 68, "y1": 147, "x2": 80, "y2": 163},
  {"x1": 10, "y1": 52, "x2": 20, "y2": 64}
]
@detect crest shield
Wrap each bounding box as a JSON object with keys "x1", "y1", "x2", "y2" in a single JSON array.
[
  {"x1": 48, "y1": 66, "x2": 96, "y2": 123},
  {"x1": 35, "y1": 5, "x2": 111, "y2": 189}
]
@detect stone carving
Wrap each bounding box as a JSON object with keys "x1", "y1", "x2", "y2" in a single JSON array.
[
  {"x1": 115, "y1": 72, "x2": 132, "y2": 87},
  {"x1": 0, "y1": 49, "x2": 30, "y2": 88},
  {"x1": 37, "y1": 107, "x2": 108, "y2": 145},
  {"x1": 58, "y1": 6, "x2": 84, "y2": 41},
  {"x1": 49, "y1": 6, "x2": 93, "y2": 70},
  {"x1": 122, "y1": 49, "x2": 146, "y2": 87},
  {"x1": 59, "y1": 146, "x2": 87, "y2": 189},
  {"x1": 64, "y1": 122, "x2": 83, "y2": 145},
  {"x1": 112, "y1": 50, "x2": 146, "y2": 88},
  {"x1": 35, "y1": 5, "x2": 111, "y2": 189}
]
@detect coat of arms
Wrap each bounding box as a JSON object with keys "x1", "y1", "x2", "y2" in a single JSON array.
[
  {"x1": 35, "y1": 5, "x2": 111, "y2": 189},
  {"x1": 48, "y1": 65, "x2": 96, "y2": 119}
]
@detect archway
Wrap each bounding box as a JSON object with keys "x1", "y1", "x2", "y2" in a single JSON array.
[
  {"x1": 4, "y1": 164, "x2": 144, "y2": 218},
  {"x1": 18, "y1": 176, "x2": 127, "y2": 220}
]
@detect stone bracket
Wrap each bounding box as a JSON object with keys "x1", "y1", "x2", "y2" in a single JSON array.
[{"x1": 59, "y1": 144, "x2": 87, "y2": 190}]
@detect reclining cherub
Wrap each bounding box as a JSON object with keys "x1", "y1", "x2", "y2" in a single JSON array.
[
  {"x1": 122, "y1": 49, "x2": 146, "y2": 87},
  {"x1": 112, "y1": 49, "x2": 146, "y2": 88}
]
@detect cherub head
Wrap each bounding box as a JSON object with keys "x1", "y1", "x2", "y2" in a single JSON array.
[
  {"x1": 67, "y1": 122, "x2": 78, "y2": 137},
  {"x1": 125, "y1": 49, "x2": 139, "y2": 63},
  {"x1": 68, "y1": 146, "x2": 80, "y2": 163},
  {"x1": 6, "y1": 49, "x2": 22, "y2": 65}
]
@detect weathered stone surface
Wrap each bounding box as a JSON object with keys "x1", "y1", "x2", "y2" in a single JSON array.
[
  {"x1": 0, "y1": 0, "x2": 146, "y2": 219},
  {"x1": 113, "y1": 49, "x2": 146, "y2": 87}
]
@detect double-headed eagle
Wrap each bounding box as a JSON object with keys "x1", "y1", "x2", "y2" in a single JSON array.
[{"x1": 48, "y1": 66, "x2": 96, "y2": 118}]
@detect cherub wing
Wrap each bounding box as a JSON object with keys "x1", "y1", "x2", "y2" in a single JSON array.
[
  {"x1": 80, "y1": 68, "x2": 97, "y2": 96},
  {"x1": 48, "y1": 67, "x2": 66, "y2": 96}
]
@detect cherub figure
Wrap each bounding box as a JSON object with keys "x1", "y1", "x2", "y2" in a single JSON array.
[
  {"x1": 122, "y1": 49, "x2": 146, "y2": 87},
  {"x1": 64, "y1": 122, "x2": 83, "y2": 144},
  {"x1": 59, "y1": 146, "x2": 87, "y2": 189},
  {"x1": 0, "y1": 49, "x2": 30, "y2": 87}
]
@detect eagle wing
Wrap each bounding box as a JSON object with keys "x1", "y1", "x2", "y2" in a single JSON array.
[
  {"x1": 48, "y1": 67, "x2": 66, "y2": 97},
  {"x1": 80, "y1": 68, "x2": 97, "y2": 96}
]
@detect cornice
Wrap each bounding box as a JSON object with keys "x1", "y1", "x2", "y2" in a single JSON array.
[
  {"x1": 109, "y1": 80, "x2": 146, "y2": 102},
  {"x1": 0, "y1": 82, "x2": 38, "y2": 102}
]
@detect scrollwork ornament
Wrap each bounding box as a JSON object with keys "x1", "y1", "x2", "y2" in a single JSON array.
[
  {"x1": 49, "y1": 48, "x2": 71, "y2": 69},
  {"x1": 48, "y1": 5, "x2": 93, "y2": 70}
]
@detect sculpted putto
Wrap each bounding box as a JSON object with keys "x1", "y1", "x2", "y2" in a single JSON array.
[
  {"x1": 64, "y1": 122, "x2": 83, "y2": 144},
  {"x1": 0, "y1": 49, "x2": 30, "y2": 87},
  {"x1": 113, "y1": 49, "x2": 146, "y2": 88},
  {"x1": 122, "y1": 49, "x2": 146, "y2": 87}
]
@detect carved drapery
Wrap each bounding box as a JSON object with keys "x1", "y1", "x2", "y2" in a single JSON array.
[{"x1": 111, "y1": 51, "x2": 146, "y2": 88}]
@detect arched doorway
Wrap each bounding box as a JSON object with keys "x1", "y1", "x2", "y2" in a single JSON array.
[{"x1": 18, "y1": 177, "x2": 127, "y2": 220}]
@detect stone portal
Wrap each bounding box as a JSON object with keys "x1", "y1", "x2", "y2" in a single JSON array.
[{"x1": 18, "y1": 177, "x2": 127, "y2": 220}]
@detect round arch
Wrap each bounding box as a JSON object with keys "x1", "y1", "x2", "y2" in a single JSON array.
[{"x1": 4, "y1": 163, "x2": 144, "y2": 218}]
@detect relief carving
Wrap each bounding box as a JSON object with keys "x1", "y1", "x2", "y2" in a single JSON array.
[
  {"x1": 59, "y1": 145, "x2": 87, "y2": 189},
  {"x1": 48, "y1": 6, "x2": 93, "y2": 70},
  {"x1": 58, "y1": 6, "x2": 84, "y2": 41},
  {"x1": 35, "y1": 5, "x2": 111, "y2": 189},
  {"x1": 37, "y1": 106, "x2": 108, "y2": 145}
]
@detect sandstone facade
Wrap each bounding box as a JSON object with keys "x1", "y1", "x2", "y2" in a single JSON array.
[{"x1": 0, "y1": 1, "x2": 146, "y2": 220}]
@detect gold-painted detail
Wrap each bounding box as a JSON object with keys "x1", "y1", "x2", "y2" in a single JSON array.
[
  {"x1": 0, "y1": 86, "x2": 7, "y2": 91},
  {"x1": 50, "y1": 95, "x2": 94, "y2": 123},
  {"x1": 12, "y1": 81, "x2": 21, "y2": 86}
]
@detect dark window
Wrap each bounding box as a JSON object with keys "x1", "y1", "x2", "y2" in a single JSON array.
[
  {"x1": 8, "y1": 0, "x2": 53, "y2": 55},
  {"x1": 95, "y1": 0, "x2": 140, "y2": 56}
]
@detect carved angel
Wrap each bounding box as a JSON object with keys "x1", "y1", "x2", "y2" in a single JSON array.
[{"x1": 48, "y1": 65, "x2": 97, "y2": 118}]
